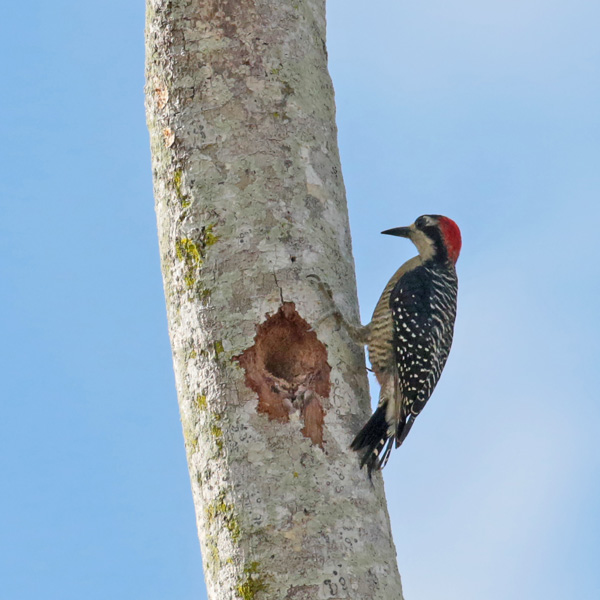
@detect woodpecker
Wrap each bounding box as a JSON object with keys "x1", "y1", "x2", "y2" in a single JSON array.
[{"x1": 350, "y1": 215, "x2": 462, "y2": 475}]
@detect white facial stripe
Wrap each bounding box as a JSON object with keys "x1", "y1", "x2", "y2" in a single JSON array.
[{"x1": 409, "y1": 228, "x2": 436, "y2": 260}]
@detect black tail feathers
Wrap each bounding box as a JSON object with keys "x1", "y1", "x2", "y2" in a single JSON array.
[{"x1": 351, "y1": 404, "x2": 395, "y2": 477}]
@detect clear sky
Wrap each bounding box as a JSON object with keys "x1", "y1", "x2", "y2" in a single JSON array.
[{"x1": 1, "y1": 1, "x2": 599, "y2": 599}]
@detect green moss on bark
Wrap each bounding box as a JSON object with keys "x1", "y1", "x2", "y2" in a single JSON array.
[
  {"x1": 236, "y1": 562, "x2": 268, "y2": 600},
  {"x1": 174, "y1": 169, "x2": 191, "y2": 208},
  {"x1": 175, "y1": 226, "x2": 219, "y2": 299},
  {"x1": 205, "y1": 490, "x2": 241, "y2": 543}
]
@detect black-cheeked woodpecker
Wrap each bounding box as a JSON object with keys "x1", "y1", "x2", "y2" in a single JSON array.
[
  {"x1": 313, "y1": 215, "x2": 462, "y2": 475},
  {"x1": 351, "y1": 214, "x2": 462, "y2": 474}
]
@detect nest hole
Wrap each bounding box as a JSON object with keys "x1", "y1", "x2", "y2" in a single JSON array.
[
  {"x1": 262, "y1": 327, "x2": 317, "y2": 383},
  {"x1": 236, "y1": 302, "x2": 330, "y2": 446}
]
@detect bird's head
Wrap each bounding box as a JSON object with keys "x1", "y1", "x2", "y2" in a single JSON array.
[{"x1": 382, "y1": 215, "x2": 462, "y2": 264}]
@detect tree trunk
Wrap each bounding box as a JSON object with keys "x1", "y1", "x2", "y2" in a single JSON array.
[{"x1": 145, "y1": 1, "x2": 403, "y2": 598}]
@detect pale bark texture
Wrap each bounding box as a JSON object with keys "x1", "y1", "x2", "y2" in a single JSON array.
[{"x1": 145, "y1": 1, "x2": 403, "y2": 598}]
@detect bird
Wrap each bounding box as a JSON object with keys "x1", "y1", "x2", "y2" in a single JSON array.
[{"x1": 349, "y1": 214, "x2": 462, "y2": 475}]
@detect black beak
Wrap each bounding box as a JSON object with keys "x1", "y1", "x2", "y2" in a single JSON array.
[{"x1": 381, "y1": 226, "x2": 412, "y2": 238}]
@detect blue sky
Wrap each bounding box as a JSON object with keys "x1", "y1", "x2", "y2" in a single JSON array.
[{"x1": 1, "y1": 1, "x2": 599, "y2": 599}]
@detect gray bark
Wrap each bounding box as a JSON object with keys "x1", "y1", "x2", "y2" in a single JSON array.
[{"x1": 145, "y1": 1, "x2": 403, "y2": 598}]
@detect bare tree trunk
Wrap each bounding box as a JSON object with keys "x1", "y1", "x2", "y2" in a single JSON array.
[{"x1": 145, "y1": 1, "x2": 403, "y2": 598}]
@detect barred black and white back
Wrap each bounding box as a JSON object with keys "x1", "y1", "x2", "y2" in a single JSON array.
[{"x1": 392, "y1": 263, "x2": 458, "y2": 430}]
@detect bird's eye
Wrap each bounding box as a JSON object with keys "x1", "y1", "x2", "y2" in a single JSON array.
[{"x1": 415, "y1": 216, "x2": 426, "y2": 229}]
